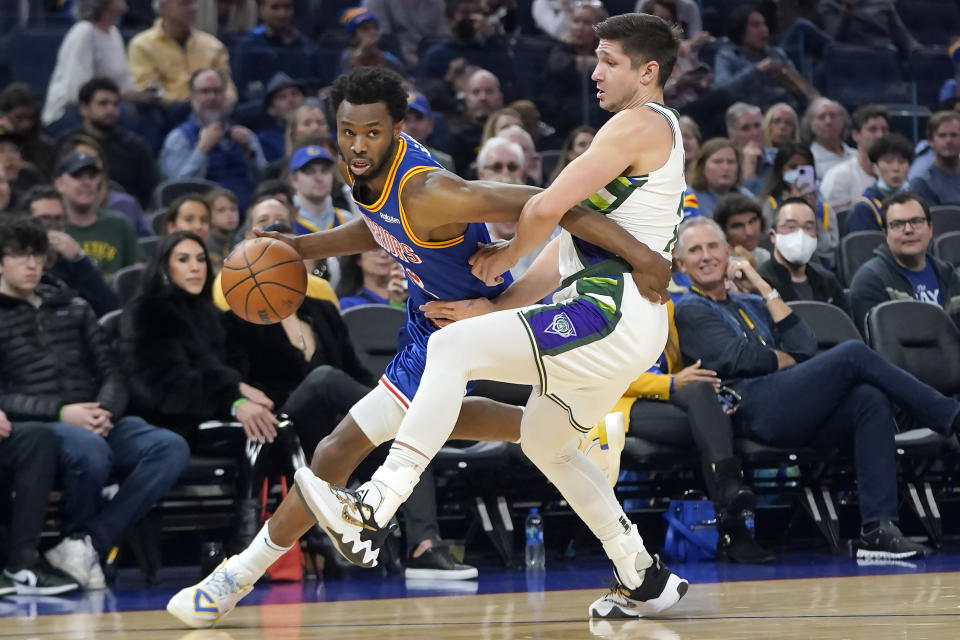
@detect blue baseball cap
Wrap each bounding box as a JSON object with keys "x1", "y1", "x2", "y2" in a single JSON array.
[
  {"x1": 341, "y1": 7, "x2": 378, "y2": 34},
  {"x1": 407, "y1": 91, "x2": 432, "y2": 116},
  {"x1": 289, "y1": 145, "x2": 334, "y2": 173}
]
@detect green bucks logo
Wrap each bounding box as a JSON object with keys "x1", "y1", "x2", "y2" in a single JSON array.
[{"x1": 545, "y1": 311, "x2": 577, "y2": 338}]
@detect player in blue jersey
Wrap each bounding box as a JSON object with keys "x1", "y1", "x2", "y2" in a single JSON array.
[{"x1": 167, "y1": 64, "x2": 671, "y2": 628}]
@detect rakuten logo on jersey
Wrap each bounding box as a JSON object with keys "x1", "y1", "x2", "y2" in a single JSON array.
[{"x1": 362, "y1": 215, "x2": 422, "y2": 264}]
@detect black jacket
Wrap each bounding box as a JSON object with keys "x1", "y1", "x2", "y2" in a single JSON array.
[
  {"x1": 223, "y1": 298, "x2": 374, "y2": 409},
  {"x1": 120, "y1": 290, "x2": 241, "y2": 436},
  {"x1": 48, "y1": 255, "x2": 119, "y2": 317},
  {"x1": 757, "y1": 257, "x2": 850, "y2": 316},
  {"x1": 848, "y1": 243, "x2": 960, "y2": 332},
  {"x1": 0, "y1": 280, "x2": 126, "y2": 420}
]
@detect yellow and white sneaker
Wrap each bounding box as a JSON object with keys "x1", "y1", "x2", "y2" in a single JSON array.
[
  {"x1": 579, "y1": 412, "x2": 626, "y2": 487},
  {"x1": 166, "y1": 559, "x2": 253, "y2": 629}
]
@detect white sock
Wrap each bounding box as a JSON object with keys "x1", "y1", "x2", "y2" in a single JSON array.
[{"x1": 227, "y1": 521, "x2": 292, "y2": 585}]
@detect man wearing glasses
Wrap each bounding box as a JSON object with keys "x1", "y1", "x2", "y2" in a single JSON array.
[{"x1": 849, "y1": 193, "x2": 960, "y2": 331}]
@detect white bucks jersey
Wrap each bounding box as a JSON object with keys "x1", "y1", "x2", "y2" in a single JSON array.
[{"x1": 557, "y1": 102, "x2": 686, "y2": 282}]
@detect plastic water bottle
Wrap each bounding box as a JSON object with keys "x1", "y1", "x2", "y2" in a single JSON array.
[{"x1": 525, "y1": 508, "x2": 545, "y2": 569}]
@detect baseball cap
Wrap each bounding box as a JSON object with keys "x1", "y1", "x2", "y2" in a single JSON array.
[
  {"x1": 341, "y1": 7, "x2": 378, "y2": 34},
  {"x1": 407, "y1": 92, "x2": 432, "y2": 117},
  {"x1": 289, "y1": 145, "x2": 334, "y2": 173},
  {"x1": 55, "y1": 151, "x2": 100, "y2": 177},
  {"x1": 264, "y1": 72, "x2": 303, "y2": 106}
]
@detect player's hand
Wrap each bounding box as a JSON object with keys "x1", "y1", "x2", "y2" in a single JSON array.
[
  {"x1": 236, "y1": 402, "x2": 278, "y2": 444},
  {"x1": 253, "y1": 229, "x2": 302, "y2": 257},
  {"x1": 0, "y1": 409, "x2": 10, "y2": 440},
  {"x1": 469, "y1": 240, "x2": 517, "y2": 286},
  {"x1": 61, "y1": 402, "x2": 104, "y2": 432},
  {"x1": 239, "y1": 382, "x2": 275, "y2": 410},
  {"x1": 672, "y1": 360, "x2": 721, "y2": 390},
  {"x1": 420, "y1": 297, "x2": 496, "y2": 327}
]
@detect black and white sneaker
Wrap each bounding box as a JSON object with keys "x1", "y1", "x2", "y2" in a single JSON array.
[
  {"x1": 589, "y1": 554, "x2": 688, "y2": 618},
  {"x1": 404, "y1": 546, "x2": 478, "y2": 581},
  {"x1": 3, "y1": 559, "x2": 80, "y2": 595},
  {"x1": 856, "y1": 521, "x2": 930, "y2": 560}
]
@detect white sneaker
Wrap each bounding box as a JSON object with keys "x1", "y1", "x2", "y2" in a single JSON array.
[
  {"x1": 579, "y1": 413, "x2": 626, "y2": 487},
  {"x1": 166, "y1": 559, "x2": 253, "y2": 629},
  {"x1": 589, "y1": 554, "x2": 689, "y2": 618},
  {"x1": 44, "y1": 536, "x2": 106, "y2": 590}
]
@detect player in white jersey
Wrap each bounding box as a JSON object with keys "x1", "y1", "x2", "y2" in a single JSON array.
[{"x1": 299, "y1": 13, "x2": 689, "y2": 618}]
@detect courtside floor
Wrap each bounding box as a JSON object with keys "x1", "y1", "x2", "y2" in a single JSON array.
[{"x1": 3, "y1": 551, "x2": 960, "y2": 639}]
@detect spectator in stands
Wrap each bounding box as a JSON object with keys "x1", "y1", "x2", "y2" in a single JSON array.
[
  {"x1": 23, "y1": 186, "x2": 120, "y2": 317},
  {"x1": 0, "y1": 169, "x2": 10, "y2": 214},
  {"x1": 252, "y1": 177, "x2": 295, "y2": 205},
  {"x1": 675, "y1": 216, "x2": 960, "y2": 560},
  {"x1": 196, "y1": 0, "x2": 258, "y2": 37},
  {"x1": 496, "y1": 124, "x2": 543, "y2": 187},
  {"x1": 713, "y1": 6, "x2": 815, "y2": 111},
  {"x1": 548, "y1": 125, "x2": 595, "y2": 184},
  {"x1": 363, "y1": 0, "x2": 448, "y2": 68},
  {"x1": 762, "y1": 102, "x2": 799, "y2": 148},
  {"x1": 57, "y1": 134, "x2": 152, "y2": 238},
  {"x1": 0, "y1": 416, "x2": 80, "y2": 595},
  {"x1": 939, "y1": 41, "x2": 960, "y2": 104},
  {"x1": 160, "y1": 69, "x2": 267, "y2": 212},
  {"x1": 256, "y1": 73, "x2": 305, "y2": 163},
  {"x1": 204, "y1": 188, "x2": 240, "y2": 273},
  {"x1": 819, "y1": 0, "x2": 919, "y2": 58},
  {"x1": 0, "y1": 127, "x2": 44, "y2": 204},
  {"x1": 911, "y1": 111, "x2": 960, "y2": 207},
  {"x1": 128, "y1": 0, "x2": 237, "y2": 105},
  {"x1": 726, "y1": 102, "x2": 772, "y2": 194},
  {"x1": 640, "y1": 0, "x2": 715, "y2": 110},
  {"x1": 43, "y1": 0, "x2": 159, "y2": 128},
  {"x1": 845, "y1": 134, "x2": 914, "y2": 234},
  {"x1": 714, "y1": 193, "x2": 770, "y2": 265},
  {"x1": 0, "y1": 216, "x2": 189, "y2": 589},
  {"x1": 242, "y1": 0, "x2": 315, "y2": 55},
  {"x1": 288, "y1": 145, "x2": 351, "y2": 235},
  {"x1": 212, "y1": 197, "x2": 339, "y2": 312},
  {"x1": 757, "y1": 197, "x2": 848, "y2": 313},
  {"x1": 163, "y1": 194, "x2": 212, "y2": 241},
  {"x1": 820, "y1": 104, "x2": 889, "y2": 214},
  {"x1": 479, "y1": 107, "x2": 523, "y2": 147},
  {"x1": 55, "y1": 151, "x2": 142, "y2": 279},
  {"x1": 475, "y1": 136, "x2": 526, "y2": 183},
  {"x1": 802, "y1": 97, "x2": 854, "y2": 177},
  {"x1": 339, "y1": 7, "x2": 406, "y2": 76},
  {"x1": 635, "y1": 0, "x2": 702, "y2": 36},
  {"x1": 261, "y1": 102, "x2": 332, "y2": 180},
  {"x1": 0, "y1": 84, "x2": 56, "y2": 180},
  {"x1": 403, "y1": 92, "x2": 455, "y2": 172},
  {"x1": 445, "y1": 68, "x2": 504, "y2": 176},
  {"x1": 685, "y1": 138, "x2": 753, "y2": 219},
  {"x1": 337, "y1": 250, "x2": 408, "y2": 311},
  {"x1": 849, "y1": 193, "x2": 960, "y2": 331},
  {"x1": 679, "y1": 116, "x2": 700, "y2": 170},
  {"x1": 71, "y1": 78, "x2": 159, "y2": 210}
]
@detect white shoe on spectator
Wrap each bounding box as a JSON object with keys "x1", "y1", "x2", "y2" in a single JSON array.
[{"x1": 44, "y1": 535, "x2": 106, "y2": 590}]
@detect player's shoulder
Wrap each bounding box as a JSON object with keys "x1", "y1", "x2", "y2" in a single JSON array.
[{"x1": 600, "y1": 105, "x2": 673, "y2": 142}]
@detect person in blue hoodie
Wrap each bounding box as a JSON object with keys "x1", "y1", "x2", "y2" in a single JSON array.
[{"x1": 845, "y1": 134, "x2": 914, "y2": 234}]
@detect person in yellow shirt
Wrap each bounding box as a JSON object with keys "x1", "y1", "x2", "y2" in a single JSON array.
[
  {"x1": 212, "y1": 195, "x2": 338, "y2": 311},
  {"x1": 128, "y1": 0, "x2": 237, "y2": 105}
]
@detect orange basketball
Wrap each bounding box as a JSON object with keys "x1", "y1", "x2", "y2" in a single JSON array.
[{"x1": 221, "y1": 238, "x2": 307, "y2": 324}]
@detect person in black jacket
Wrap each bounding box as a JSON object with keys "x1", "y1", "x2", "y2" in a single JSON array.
[
  {"x1": 756, "y1": 197, "x2": 849, "y2": 316},
  {"x1": 674, "y1": 217, "x2": 960, "y2": 560},
  {"x1": 0, "y1": 215, "x2": 189, "y2": 590},
  {"x1": 22, "y1": 185, "x2": 120, "y2": 317},
  {"x1": 849, "y1": 193, "x2": 960, "y2": 332}
]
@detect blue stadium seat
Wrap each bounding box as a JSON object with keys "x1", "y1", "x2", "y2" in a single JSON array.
[
  {"x1": 910, "y1": 48, "x2": 954, "y2": 109},
  {"x1": 512, "y1": 35, "x2": 553, "y2": 106},
  {"x1": 3, "y1": 27, "x2": 69, "y2": 99},
  {"x1": 819, "y1": 43, "x2": 911, "y2": 108},
  {"x1": 897, "y1": 1, "x2": 960, "y2": 48}
]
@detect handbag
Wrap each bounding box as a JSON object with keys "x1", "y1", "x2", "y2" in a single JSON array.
[
  {"x1": 259, "y1": 476, "x2": 305, "y2": 581},
  {"x1": 662, "y1": 496, "x2": 718, "y2": 562}
]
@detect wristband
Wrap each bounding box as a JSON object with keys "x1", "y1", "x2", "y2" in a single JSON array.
[
  {"x1": 763, "y1": 289, "x2": 781, "y2": 302},
  {"x1": 231, "y1": 398, "x2": 249, "y2": 417},
  {"x1": 58, "y1": 406, "x2": 66, "y2": 421}
]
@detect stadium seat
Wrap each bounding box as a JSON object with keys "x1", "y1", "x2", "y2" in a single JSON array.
[
  {"x1": 111, "y1": 264, "x2": 145, "y2": 306},
  {"x1": 340, "y1": 304, "x2": 405, "y2": 377},
  {"x1": 839, "y1": 230, "x2": 884, "y2": 287},
  {"x1": 98, "y1": 308, "x2": 124, "y2": 341},
  {"x1": 931, "y1": 205, "x2": 960, "y2": 237},
  {"x1": 897, "y1": 1, "x2": 960, "y2": 48},
  {"x1": 152, "y1": 178, "x2": 219, "y2": 211},
  {"x1": 787, "y1": 300, "x2": 861, "y2": 346},
  {"x1": 819, "y1": 44, "x2": 911, "y2": 108},
  {"x1": 934, "y1": 230, "x2": 960, "y2": 266},
  {"x1": 2, "y1": 27, "x2": 68, "y2": 98},
  {"x1": 909, "y1": 48, "x2": 954, "y2": 109},
  {"x1": 138, "y1": 235, "x2": 160, "y2": 260}
]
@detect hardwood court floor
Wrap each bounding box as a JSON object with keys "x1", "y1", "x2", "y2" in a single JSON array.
[{"x1": 4, "y1": 572, "x2": 959, "y2": 640}]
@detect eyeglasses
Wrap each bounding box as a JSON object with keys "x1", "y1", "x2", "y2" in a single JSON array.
[
  {"x1": 485, "y1": 162, "x2": 521, "y2": 173},
  {"x1": 777, "y1": 221, "x2": 817, "y2": 234},
  {"x1": 886, "y1": 216, "x2": 928, "y2": 232},
  {"x1": 3, "y1": 249, "x2": 44, "y2": 263}
]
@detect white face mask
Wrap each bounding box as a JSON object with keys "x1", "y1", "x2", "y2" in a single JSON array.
[{"x1": 775, "y1": 229, "x2": 818, "y2": 265}]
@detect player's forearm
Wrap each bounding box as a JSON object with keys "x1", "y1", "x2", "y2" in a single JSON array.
[
  {"x1": 559, "y1": 204, "x2": 667, "y2": 274},
  {"x1": 512, "y1": 192, "x2": 565, "y2": 261},
  {"x1": 492, "y1": 237, "x2": 561, "y2": 311},
  {"x1": 295, "y1": 218, "x2": 379, "y2": 259}
]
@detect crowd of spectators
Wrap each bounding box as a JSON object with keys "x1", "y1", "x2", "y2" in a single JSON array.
[{"x1": 3, "y1": 0, "x2": 960, "y2": 593}]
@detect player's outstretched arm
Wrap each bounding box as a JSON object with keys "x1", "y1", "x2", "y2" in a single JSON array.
[{"x1": 256, "y1": 217, "x2": 379, "y2": 260}]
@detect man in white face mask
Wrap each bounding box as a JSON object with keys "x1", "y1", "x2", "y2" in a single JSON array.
[{"x1": 756, "y1": 197, "x2": 849, "y2": 314}]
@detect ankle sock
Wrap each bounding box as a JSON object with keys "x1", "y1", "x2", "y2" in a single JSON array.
[{"x1": 229, "y1": 521, "x2": 292, "y2": 585}]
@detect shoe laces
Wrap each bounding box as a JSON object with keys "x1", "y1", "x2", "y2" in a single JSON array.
[{"x1": 206, "y1": 566, "x2": 244, "y2": 598}]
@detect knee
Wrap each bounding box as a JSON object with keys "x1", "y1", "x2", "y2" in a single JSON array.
[
  {"x1": 425, "y1": 327, "x2": 462, "y2": 367},
  {"x1": 16, "y1": 423, "x2": 59, "y2": 452},
  {"x1": 684, "y1": 381, "x2": 717, "y2": 402},
  {"x1": 835, "y1": 340, "x2": 871, "y2": 360},
  {"x1": 156, "y1": 430, "x2": 192, "y2": 477},
  {"x1": 304, "y1": 364, "x2": 338, "y2": 389},
  {"x1": 65, "y1": 433, "x2": 113, "y2": 479}
]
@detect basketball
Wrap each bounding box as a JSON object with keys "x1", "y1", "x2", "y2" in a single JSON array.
[{"x1": 221, "y1": 237, "x2": 307, "y2": 324}]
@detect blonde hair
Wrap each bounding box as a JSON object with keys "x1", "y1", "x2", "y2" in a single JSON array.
[
  {"x1": 480, "y1": 108, "x2": 523, "y2": 147},
  {"x1": 284, "y1": 104, "x2": 328, "y2": 156},
  {"x1": 762, "y1": 102, "x2": 799, "y2": 147}
]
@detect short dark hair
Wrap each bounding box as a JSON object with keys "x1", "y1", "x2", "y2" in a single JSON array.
[
  {"x1": 0, "y1": 82, "x2": 39, "y2": 113},
  {"x1": 21, "y1": 185, "x2": 65, "y2": 213},
  {"x1": 245, "y1": 195, "x2": 295, "y2": 232},
  {"x1": 867, "y1": 133, "x2": 915, "y2": 165},
  {"x1": 774, "y1": 196, "x2": 817, "y2": 227},
  {"x1": 880, "y1": 192, "x2": 930, "y2": 229},
  {"x1": 713, "y1": 193, "x2": 763, "y2": 232},
  {"x1": 78, "y1": 77, "x2": 120, "y2": 106},
  {"x1": 0, "y1": 214, "x2": 49, "y2": 259},
  {"x1": 850, "y1": 104, "x2": 889, "y2": 132},
  {"x1": 163, "y1": 194, "x2": 210, "y2": 234},
  {"x1": 761, "y1": 141, "x2": 814, "y2": 200},
  {"x1": 725, "y1": 4, "x2": 761, "y2": 45},
  {"x1": 594, "y1": 13, "x2": 680, "y2": 86},
  {"x1": 138, "y1": 230, "x2": 214, "y2": 299},
  {"x1": 329, "y1": 66, "x2": 409, "y2": 125},
  {"x1": 253, "y1": 178, "x2": 294, "y2": 202}
]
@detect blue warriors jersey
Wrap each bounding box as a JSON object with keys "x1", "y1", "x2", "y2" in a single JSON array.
[{"x1": 353, "y1": 133, "x2": 513, "y2": 405}]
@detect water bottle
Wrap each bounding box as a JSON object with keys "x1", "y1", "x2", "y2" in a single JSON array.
[{"x1": 525, "y1": 507, "x2": 545, "y2": 569}]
